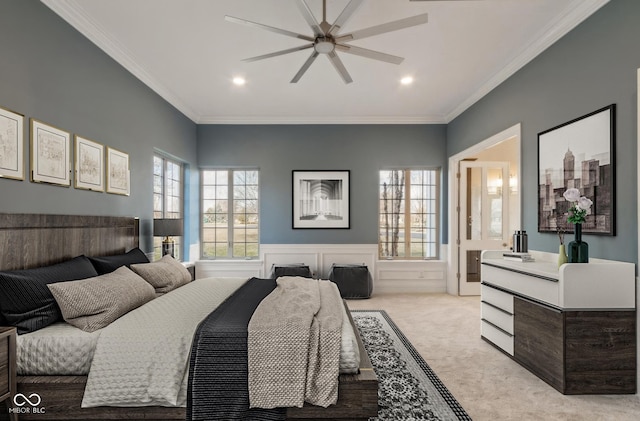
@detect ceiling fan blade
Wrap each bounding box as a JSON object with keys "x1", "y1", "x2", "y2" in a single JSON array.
[
  {"x1": 335, "y1": 13, "x2": 428, "y2": 42},
  {"x1": 295, "y1": 0, "x2": 324, "y2": 36},
  {"x1": 335, "y1": 44, "x2": 404, "y2": 65},
  {"x1": 328, "y1": 0, "x2": 364, "y2": 36},
  {"x1": 242, "y1": 44, "x2": 314, "y2": 62},
  {"x1": 327, "y1": 51, "x2": 353, "y2": 84},
  {"x1": 225, "y1": 15, "x2": 314, "y2": 42},
  {"x1": 291, "y1": 51, "x2": 320, "y2": 83}
]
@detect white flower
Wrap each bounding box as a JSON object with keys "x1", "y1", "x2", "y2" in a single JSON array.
[
  {"x1": 577, "y1": 196, "x2": 593, "y2": 211},
  {"x1": 563, "y1": 188, "x2": 581, "y2": 202}
]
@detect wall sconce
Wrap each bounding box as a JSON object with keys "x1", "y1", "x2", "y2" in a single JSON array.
[
  {"x1": 509, "y1": 174, "x2": 518, "y2": 194},
  {"x1": 153, "y1": 218, "x2": 183, "y2": 258}
]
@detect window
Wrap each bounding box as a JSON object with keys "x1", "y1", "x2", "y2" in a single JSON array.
[
  {"x1": 379, "y1": 169, "x2": 439, "y2": 259},
  {"x1": 153, "y1": 155, "x2": 183, "y2": 260},
  {"x1": 201, "y1": 169, "x2": 259, "y2": 259}
]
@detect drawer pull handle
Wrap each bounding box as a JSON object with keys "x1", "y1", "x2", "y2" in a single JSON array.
[
  {"x1": 481, "y1": 300, "x2": 513, "y2": 316},
  {"x1": 482, "y1": 319, "x2": 513, "y2": 337}
]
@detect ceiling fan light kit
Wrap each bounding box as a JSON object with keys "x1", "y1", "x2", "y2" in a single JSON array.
[{"x1": 225, "y1": 0, "x2": 428, "y2": 84}]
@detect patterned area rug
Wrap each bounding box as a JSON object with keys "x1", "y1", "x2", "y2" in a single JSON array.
[{"x1": 351, "y1": 310, "x2": 472, "y2": 421}]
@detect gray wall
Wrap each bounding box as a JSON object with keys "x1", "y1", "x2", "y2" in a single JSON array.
[
  {"x1": 447, "y1": 0, "x2": 640, "y2": 263},
  {"x1": 4, "y1": 0, "x2": 638, "y2": 263},
  {"x1": 197, "y1": 124, "x2": 447, "y2": 245},
  {"x1": 0, "y1": 0, "x2": 198, "y2": 257}
]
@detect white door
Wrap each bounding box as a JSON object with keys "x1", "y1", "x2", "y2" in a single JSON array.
[{"x1": 458, "y1": 161, "x2": 510, "y2": 295}]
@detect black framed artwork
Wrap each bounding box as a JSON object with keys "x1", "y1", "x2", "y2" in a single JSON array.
[
  {"x1": 292, "y1": 170, "x2": 350, "y2": 229},
  {"x1": 537, "y1": 104, "x2": 615, "y2": 235}
]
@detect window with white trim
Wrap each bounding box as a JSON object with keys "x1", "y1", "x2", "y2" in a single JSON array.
[
  {"x1": 153, "y1": 155, "x2": 183, "y2": 260},
  {"x1": 379, "y1": 169, "x2": 440, "y2": 259},
  {"x1": 201, "y1": 169, "x2": 259, "y2": 259}
]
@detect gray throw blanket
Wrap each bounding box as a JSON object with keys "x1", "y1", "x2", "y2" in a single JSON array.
[{"x1": 247, "y1": 277, "x2": 343, "y2": 409}]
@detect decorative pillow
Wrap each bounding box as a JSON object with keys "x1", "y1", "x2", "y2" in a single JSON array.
[
  {"x1": 48, "y1": 266, "x2": 156, "y2": 332},
  {"x1": 88, "y1": 247, "x2": 150, "y2": 275},
  {"x1": 0, "y1": 256, "x2": 99, "y2": 334},
  {"x1": 130, "y1": 254, "x2": 192, "y2": 294}
]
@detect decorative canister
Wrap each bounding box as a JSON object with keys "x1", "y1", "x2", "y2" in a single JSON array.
[{"x1": 513, "y1": 230, "x2": 528, "y2": 253}]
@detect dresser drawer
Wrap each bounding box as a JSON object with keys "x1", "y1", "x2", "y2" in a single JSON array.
[
  {"x1": 481, "y1": 302, "x2": 514, "y2": 334},
  {"x1": 481, "y1": 283, "x2": 514, "y2": 313},
  {"x1": 0, "y1": 363, "x2": 7, "y2": 396},
  {"x1": 0, "y1": 334, "x2": 8, "y2": 368},
  {"x1": 0, "y1": 334, "x2": 8, "y2": 397},
  {"x1": 481, "y1": 320, "x2": 514, "y2": 355}
]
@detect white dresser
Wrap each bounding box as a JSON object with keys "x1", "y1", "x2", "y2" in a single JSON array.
[{"x1": 480, "y1": 250, "x2": 636, "y2": 394}]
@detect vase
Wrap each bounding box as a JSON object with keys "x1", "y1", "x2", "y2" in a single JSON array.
[
  {"x1": 567, "y1": 224, "x2": 589, "y2": 263},
  {"x1": 557, "y1": 244, "x2": 568, "y2": 267}
]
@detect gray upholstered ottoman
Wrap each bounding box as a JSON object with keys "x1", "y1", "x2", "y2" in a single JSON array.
[
  {"x1": 328, "y1": 264, "x2": 372, "y2": 298},
  {"x1": 270, "y1": 263, "x2": 312, "y2": 279}
]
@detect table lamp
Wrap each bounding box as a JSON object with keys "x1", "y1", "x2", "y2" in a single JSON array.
[{"x1": 153, "y1": 218, "x2": 183, "y2": 258}]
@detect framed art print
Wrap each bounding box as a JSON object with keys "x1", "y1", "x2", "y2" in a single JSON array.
[
  {"x1": 538, "y1": 104, "x2": 615, "y2": 235},
  {"x1": 30, "y1": 118, "x2": 71, "y2": 186},
  {"x1": 0, "y1": 106, "x2": 24, "y2": 180},
  {"x1": 292, "y1": 170, "x2": 350, "y2": 229},
  {"x1": 74, "y1": 135, "x2": 104, "y2": 192},
  {"x1": 106, "y1": 147, "x2": 130, "y2": 195}
]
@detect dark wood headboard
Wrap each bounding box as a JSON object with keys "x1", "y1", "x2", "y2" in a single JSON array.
[{"x1": 0, "y1": 213, "x2": 139, "y2": 271}]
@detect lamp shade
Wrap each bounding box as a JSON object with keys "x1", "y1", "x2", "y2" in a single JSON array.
[{"x1": 153, "y1": 218, "x2": 183, "y2": 237}]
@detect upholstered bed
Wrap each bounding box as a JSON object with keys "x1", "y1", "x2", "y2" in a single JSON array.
[{"x1": 0, "y1": 214, "x2": 378, "y2": 420}]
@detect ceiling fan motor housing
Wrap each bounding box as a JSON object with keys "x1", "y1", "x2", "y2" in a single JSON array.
[{"x1": 314, "y1": 36, "x2": 335, "y2": 54}]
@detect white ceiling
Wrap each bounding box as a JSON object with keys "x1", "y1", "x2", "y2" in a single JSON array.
[{"x1": 42, "y1": 0, "x2": 608, "y2": 124}]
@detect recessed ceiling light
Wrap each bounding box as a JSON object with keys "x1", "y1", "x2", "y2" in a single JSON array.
[
  {"x1": 400, "y1": 76, "x2": 414, "y2": 85},
  {"x1": 232, "y1": 77, "x2": 246, "y2": 86}
]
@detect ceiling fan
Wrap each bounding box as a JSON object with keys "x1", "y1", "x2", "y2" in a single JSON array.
[{"x1": 225, "y1": 0, "x2": 429, "y2": 84}]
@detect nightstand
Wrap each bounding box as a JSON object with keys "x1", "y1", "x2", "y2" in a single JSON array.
[{"x1": 0, "y1": 327, "x2": 17, "y2": 421}]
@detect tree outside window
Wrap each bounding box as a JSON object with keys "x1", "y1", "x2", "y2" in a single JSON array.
[
  {"x1": 201, "y1": 169, "x2": 259, "y2": 259},
  {"x1": 379, "y1": 169, "x2": 439, "y2": 259}
]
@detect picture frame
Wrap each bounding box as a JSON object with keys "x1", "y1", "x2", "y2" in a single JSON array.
[
  {"x1": 106, "y1": 147, "x2": 130, "y2": 196},
  {"x1": 292, "y1": 170, "x2": 350, "y2": 229},
  {"x1": 30, "y1": 118, "x2": 71, "y2": 186},
  {"x1": 0, "y1": 106, "x2": 24, "y2": 180},
  {"x1": 74, "y1": 135, "x2": 104, "y2": 192},
  {"x1": 538, "y1": 104, "x2": 615, "y2": 235}
]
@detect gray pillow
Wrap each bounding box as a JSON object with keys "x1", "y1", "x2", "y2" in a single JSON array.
[
  {"x1": 48, "y1": 266, "x2": 156, "y2": 332},
  {"x1": 130, "y1": 254, "x2": 192, "y2": 294}
]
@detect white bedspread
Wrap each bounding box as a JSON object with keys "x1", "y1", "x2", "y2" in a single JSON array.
[
  {"x1": 81, "y1": 277, "x2": 247, "y2": 408},
  {"x1": 72, "y1": 275, "x2": 360, "y2": 408},
  {"x1": 17, "y1": 322, "x2": 100, "y2": 375}
]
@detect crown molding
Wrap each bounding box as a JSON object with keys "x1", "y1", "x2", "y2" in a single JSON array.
[
  {"x1": 41, "y1": 0, "x2": 200, "y2": 122},
  {"x1": 444, "y1": 0, "x2": 610, "y2": 123},
  {"x1": 196, "y1": 114, "x2": 448, "y2": 125}
]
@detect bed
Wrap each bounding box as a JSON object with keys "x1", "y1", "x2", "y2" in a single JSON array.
[{"x1": 0, "y1": 213, "x2": 378, "y2": 420}]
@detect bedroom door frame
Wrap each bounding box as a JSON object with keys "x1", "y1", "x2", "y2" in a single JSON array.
[{"x1": 447, "y1": 123, "x2": 521, "y2": 296}]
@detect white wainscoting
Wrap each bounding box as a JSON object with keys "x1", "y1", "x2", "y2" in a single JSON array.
[
  {"x1": 196, "y1": 259, "x2": 264, "y2": 279},
  {"x1": 196, "y1": 244, "x2": 448, "y2": 294},
  {"x1": 375, "y1": 259, "x2": 447, "y2": 294},
  {"x1": 261, "y1": 244, "x2": 378, "y2": 279}
]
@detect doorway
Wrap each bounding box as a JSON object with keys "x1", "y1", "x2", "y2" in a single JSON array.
[{"x1": 447, "y1": 124, "x2": 521, "y2": 296}]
